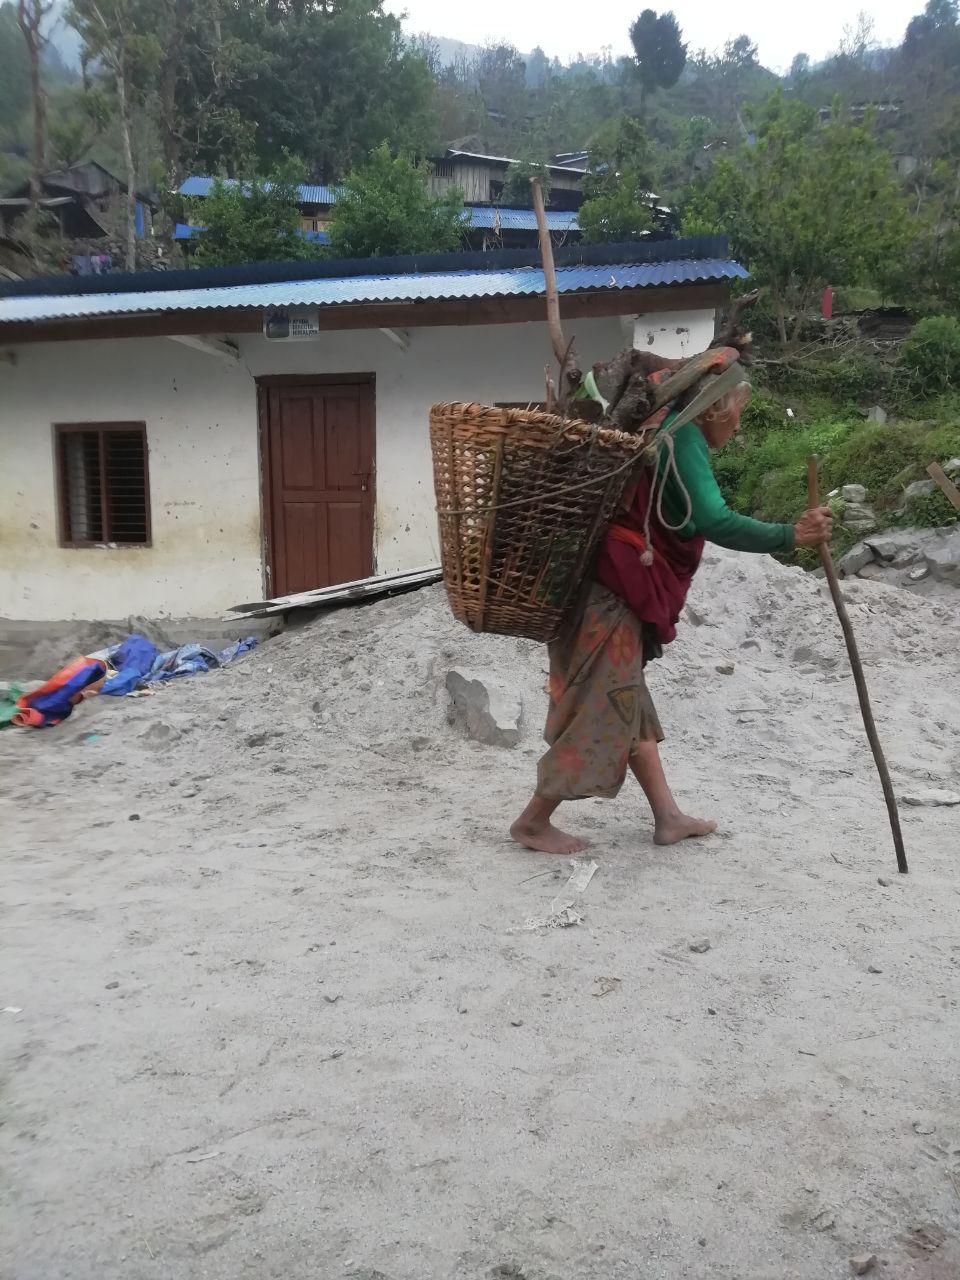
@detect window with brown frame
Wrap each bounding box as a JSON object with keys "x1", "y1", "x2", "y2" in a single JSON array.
[{"x1": 55, "y1": 423, "x2": 151, "y2": 546}]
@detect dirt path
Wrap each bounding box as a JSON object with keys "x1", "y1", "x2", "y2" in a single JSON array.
[{"x1": 3, "y1": 551, "x2": 959, "y2": 1279}]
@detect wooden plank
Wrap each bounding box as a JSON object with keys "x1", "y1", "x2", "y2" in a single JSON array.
[
  {"x1": 227, "y1": 564, "x2": 441, "y2": 618},
  {"x1": 926, "y1": 461, "x2": 960, "y2": 511}
]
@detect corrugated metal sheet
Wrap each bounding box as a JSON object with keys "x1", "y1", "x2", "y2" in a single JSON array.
[
  {"x1": 173, "y1": 222, "x2": 330, "y2": 245},
  {"x1": 468, "y1": 208, "x2": 579, "y2": 231},
  {"x1": 0, "y1": 260, "x2": 747, "y2": 324},
  {"x1": 179, "y1": 176, "x2": 340, "y2": 205},
  {"x1": 175, "y1": 211, "x2": 575, "y2": 238}
]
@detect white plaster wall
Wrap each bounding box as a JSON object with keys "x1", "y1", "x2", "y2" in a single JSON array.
[
  {"x1": 0, "y1": 339, "x2": 262, "y2": 620},
  {"x1": 632, "y1": 308, "x2": 716, "y2": 359},
  {"x1": 0, "y1": 308, "x2": 717, "y2": 621}
]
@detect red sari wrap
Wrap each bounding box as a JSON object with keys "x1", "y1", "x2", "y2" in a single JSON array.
[{"x1": 594, "y1": 466, "x2": 704, "y2": 647}]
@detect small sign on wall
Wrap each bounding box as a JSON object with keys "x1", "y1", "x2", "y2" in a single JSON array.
[{"x1": 263, "y1": 307, "x2": 321, "y2": 341}]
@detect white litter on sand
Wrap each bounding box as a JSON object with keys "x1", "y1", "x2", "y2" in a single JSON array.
[{"x1": 3, "y1": 547, "x2": 960, "y2": 1278}]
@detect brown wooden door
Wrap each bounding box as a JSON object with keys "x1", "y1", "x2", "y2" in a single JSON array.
[{"x1": 261, "y1": 377, "x2": 375, "y2": 597}]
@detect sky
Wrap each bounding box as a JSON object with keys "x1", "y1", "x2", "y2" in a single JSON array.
[{"x1": 386, "y1": 0, "x2": 923, "y2": 73}]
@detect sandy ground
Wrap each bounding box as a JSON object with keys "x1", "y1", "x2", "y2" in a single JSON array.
[{"x1": 3, "y1": 548, "x2": 960, "y2": 1280}]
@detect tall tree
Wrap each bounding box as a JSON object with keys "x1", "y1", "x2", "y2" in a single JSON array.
[
  {"x1": 684, "y1": 92, "x2": 909, "y2": 343},
  {"x1": 186, "y1": 1, "x2": 439, "y2": 181},
  {"x1": 17, "y1": 0, "x2": 55, "y2": 214},
  {"x1": 579, "y1": 114, "x2": 656, "y2": 242},
  {"x1": 69, "y1": 0, "x2": 162, "y2": 268},
  {"x1": 628, "y1": 9, "x2": 686, "y2": 115},
  {"x1": 327, "y1": 143, "x2": 466, "y2": 258}
]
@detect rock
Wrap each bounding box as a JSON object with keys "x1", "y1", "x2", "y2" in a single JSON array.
[
  {"x1": 877, "y1": 877, "x2": 891, "y2": 887},
  {"x1": 842, "y1": 484, "x2": 869, "y2": 503},
  {"x1": 856, "y1": 563, "x2": 886, "y2": 581},
  {"x1": 715, "y1": 662, "x2": 735, "y2": 675},
  {"x1": 446, "y1": 668, "x2": 522, "y2": 748},
  {"x1": 944, "y1": 457, "x2": 960, "y2": 477},
  {"x1": 908, "y1": 564, "x2": 929, "y2": 582},
  {"x1": 904, "y1": 478, "x2": 935, "y2": 501},
  {"x1": 891, "y1": 548, "x2": 920, "y2": 568},
  {"x1": 689, "y1": 939, "x2": 711, "y2": 954},
  {"x1": 843, "y1": 499, "x2": 875, "y2": 517},
  {"x1": 923, "y1": 533, "x2": 960, "y2": 583},
  {"x1": 105, "y1": 981, "x2": 120, "y2": 989},
  {"x1": 510, "y1": 1018, "x2": 524, "y2": 1027},
  {"x1": 865, "y1": 534, "x2": 908, "y2": 562},
  {"x1": 867, "y1": 964, "x2": 883, "y2": 974},
  {"x1": 839, "y1": 543, "x2": 874, "y2": 576},
  {"x1": 900, "y1": 788, "x2": 960, "y2": 807},
  {"x1": 128, "y1": 813, "x2": 140, "y2": 822},
  {"x1": 849, "y1": 1254, "x2": 878, "y2": 1275},
  {"x1": 866, "y1": 405, "x2": 888, "y2": 424}
]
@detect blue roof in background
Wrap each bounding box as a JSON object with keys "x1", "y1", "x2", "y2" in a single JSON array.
[
  {"x1": 178, "y1": 178, "x2": 582, "y2": 233},
  {"x1": 174, "y1": 222, "x2": 330, "y2": 245},
  {"x1": 180, "y1": 176, "x2": 340, "y2": 205},
  {"x1": 174, "y1": 211, "x2": 578, "y2": 244},
  {"x1": 468, "y1": 207, "x2": 579, "y2": 232},
  {"x1": 0, "y1": 258, "x2": 747, "y2": 324}
]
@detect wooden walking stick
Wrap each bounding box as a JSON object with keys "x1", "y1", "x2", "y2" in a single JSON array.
[{"x1": 807, "y1": 456, "x2": 908, "y2": 874}]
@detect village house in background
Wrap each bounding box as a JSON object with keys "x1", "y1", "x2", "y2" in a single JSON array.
[
  {"x1": 176, "y1": 149, "x2": 594, "y2": 255},
  {"x1": 0, "y1": 161, "x2": 159, "y2": 280},
  {"x1": 0, "y1": 236, "x2": 743, "y2": 622}
]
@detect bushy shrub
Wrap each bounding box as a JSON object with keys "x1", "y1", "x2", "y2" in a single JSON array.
[{"x1": 900, "y1": 316, "x2": 960, "y2": 396}]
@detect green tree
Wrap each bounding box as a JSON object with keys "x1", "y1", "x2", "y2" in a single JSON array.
[
  {"x1": 578, "y1": 114, "x2": 655, "y2": 242},
  {"x1": 502, "y1": 157, "x2": 552, "y2": 207},
  {"x1": 327, "y1": 143, "x2": 466, "y2": 258},
  {"x1": 684, "y1": 92, "x2": 910, "y2": 343},
  {"x1": 628, "y1": 9, "x2": 686, "y2": 114},
  {"x1": 190, "y1": 159, "x2": 322, "y2": 267},
  {"x1": 17, "y1": 0, "x2": 55, "y2": 214},
  {"x1": 0, "y1": 4, "x2": 32, "y2": 135},
  {"x1": 69, "y1": 0, "x2": 163, "y2": 268},
  {"x1": 187, "y1": 1, "x2": 439, "y2": 181}
]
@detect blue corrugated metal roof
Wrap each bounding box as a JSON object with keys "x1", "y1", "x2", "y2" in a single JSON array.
[
  {"x1": 180, "y1": 176, "x2": 340, "y2": 205},
  {"x1": 468, "y1": 207, "x2": 579, "y2": 232},
  {"x1": 174, "y1": 222, "x2": 330, "y2": 245},
  {"x1": 0, "y1": 259, "x2": 746, "y2": 323},
  {"x1": 175, "y1": 212, "x2": 575, "y2": 241}
]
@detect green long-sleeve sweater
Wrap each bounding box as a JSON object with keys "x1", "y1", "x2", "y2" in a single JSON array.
[{"x1": 657, "y1": 422, "x2": 795, "y2": 554}]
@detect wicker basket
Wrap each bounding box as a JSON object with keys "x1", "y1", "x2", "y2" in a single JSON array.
[{"x1": 430, "y1": 401, "x2": 651, "y2": 643}]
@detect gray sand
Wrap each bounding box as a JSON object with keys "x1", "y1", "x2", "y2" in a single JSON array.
[{"x1": 3, "y1": 548, "x2": 960, "y2": 1279}]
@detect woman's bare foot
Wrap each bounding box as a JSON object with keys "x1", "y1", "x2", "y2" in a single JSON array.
[
  {"x1": 653, "y1": 811, "x2": 717, "y2": 846},
  {"x1": 510, "y1": 817, "x2": 588, "y2": 855}
]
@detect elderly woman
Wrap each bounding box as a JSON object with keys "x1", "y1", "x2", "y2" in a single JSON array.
[{"x1": 510, "y1": 372, "x2": 834, "y2": 855}]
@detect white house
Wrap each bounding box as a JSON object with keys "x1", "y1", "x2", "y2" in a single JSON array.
[{"x1": 0, "y1": 239, "x2": 744, "y2": 621}]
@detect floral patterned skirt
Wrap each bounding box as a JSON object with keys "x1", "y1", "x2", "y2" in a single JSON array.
[{"x1": 536, "y1": 584, "x2": 664, "y2": 801}]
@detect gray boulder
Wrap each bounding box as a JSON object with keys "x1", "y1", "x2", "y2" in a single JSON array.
[
  {"x1": 922, "y1": 530, "x2": 960, "y2": 583},
  {"x1": 904, "y1": 478, "x2": 935, "y2": 502},
  {"x1": 842, "y1": 502, "x2": 878, "y2": 533},
  {"x1": 446, "y1": 668, "x2": 522, "y2": 748},
  {"x1": 866, "y1": 405, "x2": 888, "y2": 425},
  {"x1": 841, "y1": 484, "x2": 869, "y2": 504},
  {"x1": 944, "y1": 457, "x2": 960, "y2": 477},
  {"x1": 839, "y1": 543, "x2": 874, "y2": 576}
]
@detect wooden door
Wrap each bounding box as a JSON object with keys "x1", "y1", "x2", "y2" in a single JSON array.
[{"x1": 260, "y1": 377, "x2": 375, "y2": 597}]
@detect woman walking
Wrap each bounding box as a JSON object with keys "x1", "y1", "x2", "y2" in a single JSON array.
[{"x1": 510, "y1": 371, "x2": 834, "y2": 854}]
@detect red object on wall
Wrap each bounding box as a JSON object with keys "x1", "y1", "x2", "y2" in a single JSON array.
[{"x1": 821, "y1": 286, "x2": 833, "y2": 320}]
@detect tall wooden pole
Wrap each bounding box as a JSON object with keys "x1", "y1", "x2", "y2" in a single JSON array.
[{"x1": 807, "y1": 456, "x2": 908, "y2": 874}]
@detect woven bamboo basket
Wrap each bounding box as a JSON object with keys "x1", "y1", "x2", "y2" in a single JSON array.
[{"x1": 430, "y1": 401, "x2": 651, "y2": 643}]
